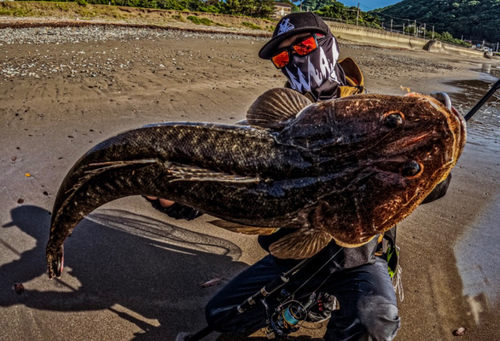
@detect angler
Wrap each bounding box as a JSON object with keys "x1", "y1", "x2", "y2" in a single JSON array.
[{"x1": 46, "y1": 13, "x2": 468, "y2": 341}]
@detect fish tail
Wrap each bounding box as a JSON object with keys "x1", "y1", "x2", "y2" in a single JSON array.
[
  {"x1": 47, "y1": 157, "x2": 161, "y2": 276},
  {"x1": 46, "y1": 124, "x2": 282, "y2": 278},
  {"x1": 46, "y1": 244, "x2": 63, "y2": 279}
]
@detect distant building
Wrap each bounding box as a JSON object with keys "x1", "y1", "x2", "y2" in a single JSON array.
[{"x1": 274, "y1": 2, "x2": 292, "y2": 18}]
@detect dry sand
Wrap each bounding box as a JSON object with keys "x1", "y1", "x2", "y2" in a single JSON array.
[{"x1": 1, "y1": 21, "x2": 500, "y2": 341}]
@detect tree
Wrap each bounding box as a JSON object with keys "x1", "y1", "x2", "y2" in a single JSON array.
[
  {"x1": 315, "y1": 2, "x2": 381, "y2": 28},
  {"x1": 302, "y1": 0, "x2": 334, "y2": 11},
  {"x1": 372, "y1": 0, "x2": 500, "y2": 44}
]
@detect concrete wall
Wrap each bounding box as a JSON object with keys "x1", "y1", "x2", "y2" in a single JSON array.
[{"x1": 325, "y1": 21, "x2": 484, "y2": 58}]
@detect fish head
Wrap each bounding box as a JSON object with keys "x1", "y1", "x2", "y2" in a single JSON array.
[
  {"x1": 364, "y1": 92, "x2": 466, "y2": 184},
  {"x1": 306, "y1": 93, "x2": 467, "y2": 247},
  {"x1": 276, "y1": 93, "x2": 465, "y2": 156}
]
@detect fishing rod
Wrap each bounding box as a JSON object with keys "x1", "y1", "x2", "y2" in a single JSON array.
[
  {"x1": 464, "y1": 78, "x2": 500, "y2": 122},
  {"x1": 183, "y1": 245, "x2": 346, "y2": 341},
  {"x1": 183, "y1": 255, "x2": 317, "y2": 341},
  {"x1": 182, "y1": 79, "x2": 500, "y2": 341}
]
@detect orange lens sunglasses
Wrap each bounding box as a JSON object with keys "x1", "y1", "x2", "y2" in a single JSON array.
[{"x1": 271, "y1": 33, "x2": 325, "y2": 69}]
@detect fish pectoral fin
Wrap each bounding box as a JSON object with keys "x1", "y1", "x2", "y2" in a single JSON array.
[
  {"x1": 247, "y1": 88, "x2": 312, "y2": 130},
  {"x1": 235, "y1": 119, "x2": 249, "y2": 126},
  {"x1": 209, "y1": 220, "x2": 279, "y2": 235},
  {"x1": 269, "y1": 228, "x2": 332, "y2": 259},
  {"x1": 167, "y1": 163, "x2": 259, "y2": 183}
]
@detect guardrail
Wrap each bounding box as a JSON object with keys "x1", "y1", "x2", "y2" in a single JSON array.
[
  {"x1": 320, "y1": 15, "x2": 497, "y2": 54},
  {"x1": 320, "y1": 19, "x2": 485, "y2": 58}
]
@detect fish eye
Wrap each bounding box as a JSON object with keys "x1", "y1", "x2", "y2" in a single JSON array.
[
  {"x1": 384, "y1": 111, "x2": 404, "y2": 128},
  {"x1": 402, "y1": 160, "x2": 423, "y2": 178}
]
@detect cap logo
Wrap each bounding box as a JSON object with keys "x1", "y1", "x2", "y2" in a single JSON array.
[{"x1": 277, "y1": 18, "x2": 295, "y2": 36}]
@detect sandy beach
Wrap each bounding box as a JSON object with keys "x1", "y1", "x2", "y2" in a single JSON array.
[{"x1": 1, "y1": 21, "x2": 500, "y2": 341}]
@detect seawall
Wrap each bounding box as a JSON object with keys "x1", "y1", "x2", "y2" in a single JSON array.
[{"x1": 326, "y1": 21, "x2": 485, "y2": 59}]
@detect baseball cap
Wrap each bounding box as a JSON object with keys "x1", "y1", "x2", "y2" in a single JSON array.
[{"x1": 259, "y1": 12, "x2": 331, "y2": 59}]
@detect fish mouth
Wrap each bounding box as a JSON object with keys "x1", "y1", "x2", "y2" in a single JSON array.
[
  {"x1": 428, "y1": 91, "x2": 467, "y2": 160},
  {"x1": 406, "y1": 91, "x2": 455, "y2": 114},
  {"x1": 429, "y1": 92, "x2": 452, "y2": 111},
  {"x1": 407, "y1": 91, "x2": 466, "y2": 140},
  {"x1": 428, "y1": 92, "x2": 465, "y2": 124}
]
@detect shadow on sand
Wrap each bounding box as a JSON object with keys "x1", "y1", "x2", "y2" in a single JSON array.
[{"x1": 1, "y1": 205, "x2": 249, "y2": 340}]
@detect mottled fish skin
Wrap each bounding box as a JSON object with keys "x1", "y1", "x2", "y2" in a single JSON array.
[
  {"x1": 306, "y1": 92, "x2": 466, "y2": 250},
  {"x1": 46, "y1": 123, "x2": 319, "y2": 278},
  {"x1": 46, "y1": 89, "x2": 466, "y2": 278}
]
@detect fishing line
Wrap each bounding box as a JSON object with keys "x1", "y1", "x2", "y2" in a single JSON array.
[
  {"x1": 479, "y1": 97, "x2": 500, "y2": 116},
  {"x1": 465, "y1": 78, "x2": 500, "y2": 121},
  {"x1": 313, "y1": 256, "x2": 346, "y2": 291},
  {"x1": 284, "y1": 247, "x2": 345, "y2": 303},
  {"x1": 267, "y1": 250, "x2": 348, "y2": 338},
  {"x1": 292, "y1": 255, "x2": 346, "y2": 330}
]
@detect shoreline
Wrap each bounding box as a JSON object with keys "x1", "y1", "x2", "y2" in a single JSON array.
[{"x1": 1, "y1": 23, "x2": 500, "y2": 341}]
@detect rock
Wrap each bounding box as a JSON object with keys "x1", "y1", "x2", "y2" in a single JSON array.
[
  {"x1": 453, "y1": 327, "x2": 467, "y2": 336},
  {"x1": 13, "y1": 283, "x2": 25, "y2": 295}
]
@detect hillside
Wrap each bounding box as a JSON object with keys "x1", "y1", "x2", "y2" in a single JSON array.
[
  {"x1": 372, "y1": 0, "x2": 500, "y2": 46},
  {"x1": 0, "y1": 1, "x2": 276, "y2": 32}
]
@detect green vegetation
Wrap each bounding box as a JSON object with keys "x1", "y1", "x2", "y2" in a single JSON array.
[
  {"x1": 242, "y1": 21, "x2": 262, "y2": 30},
  {"x1": 0, "y1": 1, "x2": 273, "y2": 28},
  {"x1": 15, "y1": 0, "x2": 278, "y2": 18},
  {"x1": 171, "y1": 14, "x2": 185, "y2": 21},
  {"x1": 6, "y1": 0, "x2": 494, "y2": 50},
  {"x1": 0, "y1": 1, "x2": 99, "y2": 17},
  {"x1": 301, "y1": 0, "x2": 334, "y2": 11},
  {"x1": 372, "y1": 0, "x2": 500, "y2": 46},
  {"x1": 0, "y1": 6, "x2": 30, "y2": 16},
  {"x1": 186, "y1": 15, "x2": 212, "y2": 25},
  {"x1": 314, "y1": 2, "x2": 381, "y2": 28}
]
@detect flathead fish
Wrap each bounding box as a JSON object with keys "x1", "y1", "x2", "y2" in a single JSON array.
[{"x1": 46, "y1": 88, "x2": 466, "y2": 278}]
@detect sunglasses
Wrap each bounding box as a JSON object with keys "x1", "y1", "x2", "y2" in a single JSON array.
[{"x1": 271, "y1": 33, "x2": 325, "y2": 69}]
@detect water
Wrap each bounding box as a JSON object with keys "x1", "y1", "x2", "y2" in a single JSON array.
[
  {"x1": 447, "y1": 65, "x2": 500, "y2": 154},
  {"x1": 446, "y1": 65, "x2": 500, "y2": 321}
]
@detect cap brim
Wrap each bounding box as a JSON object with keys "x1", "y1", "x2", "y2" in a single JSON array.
[{"x1": 258, "y1": 26, "x2": 329, "y2": 59}]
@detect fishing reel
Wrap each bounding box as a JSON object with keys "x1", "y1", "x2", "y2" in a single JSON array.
[{"x1": 264, "y1": 290, "x2": 339, "y2": 339}]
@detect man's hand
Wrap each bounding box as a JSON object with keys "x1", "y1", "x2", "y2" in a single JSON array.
[
  {"x1": 145, "y1": 196, "x2": 175, "y2": 208},
  {"x1": 144, "y1": 197, "x2": 203, "y2": 221}
]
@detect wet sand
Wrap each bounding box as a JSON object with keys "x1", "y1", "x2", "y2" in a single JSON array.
[{"x1": 1, "y1": 24, "x2": 500, "y2": 341}]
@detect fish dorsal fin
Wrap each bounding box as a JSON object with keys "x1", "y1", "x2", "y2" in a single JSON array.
[
  {"x1": 269, "y1": 228, "x2": 332, "y2": 259},
  {"x1": 247, "y1": 88, "x2": 312, "y2": 130},
  {"x1": 209, "y1": 220, "x2": 279, "y2": 235}
]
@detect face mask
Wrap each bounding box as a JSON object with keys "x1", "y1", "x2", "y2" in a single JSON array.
[{"x1": 282, "y1": 34, "x2": 346, "y2": 101}]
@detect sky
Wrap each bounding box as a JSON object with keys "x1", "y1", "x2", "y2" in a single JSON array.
[{"x1": 335, "y1": 0, "x2": 403, "y2": 11}]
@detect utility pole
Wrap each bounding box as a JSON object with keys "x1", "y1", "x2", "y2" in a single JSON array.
[
  {"x1": 423, "y1": 23, "x2": 426, "y2": 38},
  {"x1": 432, "y1": 26, "x2": 434, "y2": 39},
  {"x1": 403, "y1": 23, "x2": 405, "y2": 35},
  {"x1": 390, "y1": 19, "x2": 393, "y2": 32},
  {"x1": 414, "y1": 20, "x2": 417, "y2": 37},
  {"x1": 497, "y1": 42, "x2": 499, "y2": 52},
  {"x1": 356, "y1": 3, "x2": 360, "y2": 26}
]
